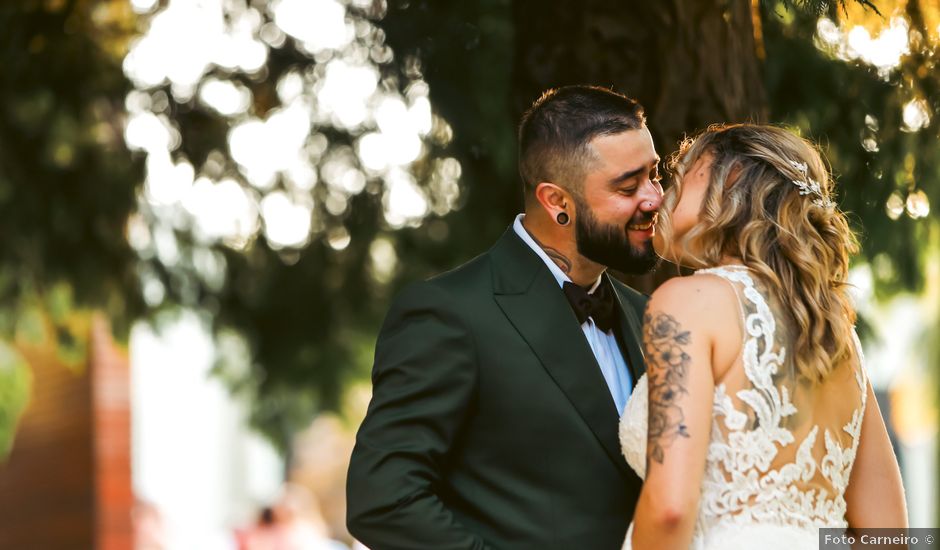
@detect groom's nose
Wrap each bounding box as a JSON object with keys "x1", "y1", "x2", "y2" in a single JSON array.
[{"x1": 637, "y1": 180, "x2": 664, "y2": 212}]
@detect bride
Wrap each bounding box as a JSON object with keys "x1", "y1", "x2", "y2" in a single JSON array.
[{"x1": 619, "y1": 124, "x2": 908, "y2": 549}]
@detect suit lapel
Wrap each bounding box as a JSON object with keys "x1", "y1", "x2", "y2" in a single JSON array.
[
  {"x1": 490, "y1": 228, "x2": 629, "y2": 475},
  {"x1": 609, "y1": 276, "x2": 647, "y2": 388}
]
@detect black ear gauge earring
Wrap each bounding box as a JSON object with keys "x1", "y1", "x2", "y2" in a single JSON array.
[{"x1": 556, "y1": 211, "x2": 570, "y2": 225}]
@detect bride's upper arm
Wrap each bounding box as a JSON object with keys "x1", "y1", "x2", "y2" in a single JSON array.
[
  {"x1": 644, "y1": 275, "x2": 737, "y2": 373},
  {"x1": 640, "y1": 277, "x2": 723, "y2": 499},
  {"x1": 646, "y1": 274, "x2": 741, "y2": 381}
]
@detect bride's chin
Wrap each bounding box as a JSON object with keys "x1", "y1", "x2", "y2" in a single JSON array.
[
  {"x1": 652, "y1": 238, "x2": 688, "y2": 268},
  {"x1": 651, "y1": 235, "x2": 680, "y2": 264}
]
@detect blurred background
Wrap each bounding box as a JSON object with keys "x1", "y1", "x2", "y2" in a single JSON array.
[{"x1": 0, "y1": 0, "x2": 937, "y2": 548}]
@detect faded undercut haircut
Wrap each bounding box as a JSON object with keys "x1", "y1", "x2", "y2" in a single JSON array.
[{"x1": 518, "y1": 85, "x2": 646, "y2": 198}]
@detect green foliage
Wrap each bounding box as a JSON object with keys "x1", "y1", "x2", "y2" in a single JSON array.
[
  {"x1": 122, "y1": 0, "x2": 474, "y2": 451},
  {"x1": 0, "y1": 342, "x2": 32, "y2": 459},
  {"x1": 762, "y1": 1, "x2": 940, "y2": 295},
  {"x1": 778, "y1": 0, "x2": 881, "y2": 16},
  {"x1": 378, "y1": 0, "x2": 518, "y2": 284},
  {"x1": 0, "y1": 1, "x2": 142, "y2": 334}
]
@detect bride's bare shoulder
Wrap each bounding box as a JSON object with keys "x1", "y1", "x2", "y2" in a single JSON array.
[
  {"x1": 645, "y1": 274, "x2": 743, "y2": 379},
  {"x1": 648, "y1": 273, "x2": 737, "y2": 311}
]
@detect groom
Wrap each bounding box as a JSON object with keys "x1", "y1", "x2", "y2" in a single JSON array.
[{"x1": 347, "y1": 85, "x2": 663, "y2": 549}]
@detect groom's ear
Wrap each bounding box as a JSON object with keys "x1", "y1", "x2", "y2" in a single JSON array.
[{"x1": 533, "y1": 181, "x2": 572, "y2": 218}]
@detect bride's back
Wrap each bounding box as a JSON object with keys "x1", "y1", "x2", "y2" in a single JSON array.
[
  {"x1": 697, "y1": 265, "x2": 866, "y2": 532},
  {"x1": 620, "y1": 123, "x2": 905, "y2": 550}
]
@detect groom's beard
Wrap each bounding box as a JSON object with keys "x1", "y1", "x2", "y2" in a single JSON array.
[{"x1": 575, "y1": 205, "x2": 660, "y2": 275}]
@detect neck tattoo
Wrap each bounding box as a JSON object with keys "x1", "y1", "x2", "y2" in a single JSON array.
[{"x1": 525, "y1": 227, "x2": 573, "y2": 274}]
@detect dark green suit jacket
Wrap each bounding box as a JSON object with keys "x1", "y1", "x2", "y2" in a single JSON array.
[{"x1": 347, "y1": 226, "x2": 648, "y2": 550}]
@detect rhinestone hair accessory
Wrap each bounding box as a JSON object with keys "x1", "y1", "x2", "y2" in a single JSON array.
[{"x1": 788, "y1": 160, "x2": 835, "y2": 209}]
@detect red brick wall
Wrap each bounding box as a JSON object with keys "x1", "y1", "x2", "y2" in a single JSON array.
[
  {"x1": 91, "y1": 317, "x2": 134, "y2": 550},
  {"x1": 0, "y1": 316, "x2": 132, "y2": 550}
]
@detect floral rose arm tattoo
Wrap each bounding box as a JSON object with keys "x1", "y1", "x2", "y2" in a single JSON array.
[{"x1": 644, "y1": 309, "x2": 692, "y2": 465}]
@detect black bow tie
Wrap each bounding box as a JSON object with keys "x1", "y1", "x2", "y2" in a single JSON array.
[{"x1": 562, "y1": 279, "x2": 617, "y2": 332}]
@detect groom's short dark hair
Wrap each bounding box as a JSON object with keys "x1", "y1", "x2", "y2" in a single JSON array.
[{"x1": 518, "y1": 85, "x2": 645, "y2": 197}]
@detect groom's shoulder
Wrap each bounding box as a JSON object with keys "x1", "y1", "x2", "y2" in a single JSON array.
[
  {"x1": 431, "y1": 249, "x2": 493, "y2": 284},
  {"x1": 425, "y1": 250, "x2": 494, "y2": 295},
  {"x1": 390, "y1": 251, "x2": 494, "y2": 310}
]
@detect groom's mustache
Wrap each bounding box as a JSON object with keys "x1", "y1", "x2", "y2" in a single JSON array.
[{"x1": 626, "y1": 212, "x2": 658, "y2": 228}]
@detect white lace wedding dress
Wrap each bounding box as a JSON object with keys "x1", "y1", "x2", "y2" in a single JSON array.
[{"x1": 619, "y1": 266, "x2": 868, "y2": 550}]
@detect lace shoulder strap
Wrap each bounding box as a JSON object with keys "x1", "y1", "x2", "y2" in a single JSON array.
[
  {"x1": 692, "y1": 265, "x2": 774, "y2": 355},
  {"x1": 848, "y1": 327, "x2": 869, "y2": 435},
  {"x1": 851, "y1": 328, "x2": 869, "y2": 392},
  {"x1": 694, "y1": 265, "x2": 790, "y2": 416}
]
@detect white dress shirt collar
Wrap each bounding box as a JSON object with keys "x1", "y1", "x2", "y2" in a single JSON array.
[{"x1": 511, "y1": 214, "x2": 632, "y2": 412}]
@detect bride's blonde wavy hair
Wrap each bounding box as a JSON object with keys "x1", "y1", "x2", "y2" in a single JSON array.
[{"x1": 659, "y1": 124, "x2": 859, "y2": 384}]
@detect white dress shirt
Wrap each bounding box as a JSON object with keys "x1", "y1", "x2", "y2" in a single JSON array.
[{"x1": 512, "y1": 214, "x2": 633, "y2": 414}]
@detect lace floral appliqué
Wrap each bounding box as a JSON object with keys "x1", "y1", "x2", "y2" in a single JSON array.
[{"x1": 620, "y1": 266, "x2": 868, "y2": 544}]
